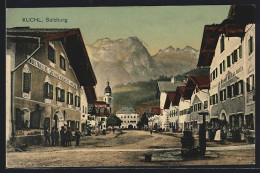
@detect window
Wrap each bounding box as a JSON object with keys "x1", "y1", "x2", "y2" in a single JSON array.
[
  {"x1": 60, "y1": 55, "x2": 66, "y2": 71},
  {"x1": 239, "y1": 45, "x2": 242, "y2": 58},
  {"x1": 44, "y1": 82, "x2": 53, "y2": 99},
  {"x1": 220, "y1": 34, "x2": 225, "y2": 53},
  {"x1": 212, "y1": 94, "x2": 218, "y2": 105},
  {"x1": 223, "y1": 89, "x2": 227, "y2": 100},
  {"x1": 204, "y1": 101, "x2": 208, "y2": 109},
  {"x1": 220, "y1": 90, "x2": 223, "y2": 101},
  {"x1": 227, "y1": 86, "x2": 232, "y2": 98},
  {"x1": 23, "y1": 73, "x2": 31, "y2": 93},
  {"x1": 198, "y1": 103, "x2": 201, "y2": 111},
  {"x1": 234, "y1": 49, "x2": 238, "y2": 63},
  {"x1": 227, "y1": 56, "x2": 231, "y2": 67},
  {"x1": 220, "y1": 63, "x2": 222, "y2": 74},
  {"x1": 67, "y1": 92, "x2": 73, "y2": 105},
  {"x1": 75, "y1": 96, "x2": 81, "y2": 107},
  {"x1": 247, "y1": 75, "x2": 255, "y2": 92},
  {"x1": 48, "y1": 45, "x2": 55, "y2": 63},
  {"x1": 249, "y1": 36, "x2": 254, "y2": 55},
  {"x1": 56, "y1": 87, "x2": 65, "y2": 102},
  {"x1": 223, "y1": 60, "x2": 226, "y2": 72},
  {"x1": 238, "y1": 80, "x2": 244, "y2": 95}
]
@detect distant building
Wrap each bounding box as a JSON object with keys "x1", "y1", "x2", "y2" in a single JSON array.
[
  {"x1": 116, "y1": 107, "x2": 139, "y2": 129},
  {"x1": 103, "y1": 81, "x2": 113, "y2": 113},
  {"x1": 157, "y1": 79, "x2": 185, "y2": 131},
  {"x1": 185, "y1": 76, "x2": 210, "y2": 134}
]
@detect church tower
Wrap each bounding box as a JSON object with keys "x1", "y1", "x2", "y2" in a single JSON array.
[{"x1": 103, "y1": 81, "x2": 113, "y2": 113}]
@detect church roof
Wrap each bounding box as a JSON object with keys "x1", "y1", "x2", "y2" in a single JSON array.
[
  {"x1": 104, "y1": 82, "x2": 112, "y2": 94},
  {"x1": 116, "y1": 107, "x2": 139, "y2": 114}
]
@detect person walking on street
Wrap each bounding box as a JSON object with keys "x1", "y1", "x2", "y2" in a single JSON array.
[
  {"x1": 75, "y1": 128, "x2": 81, "y2": 146},
  {"x1": 44, "y1": 127, "x2": 51, "y2": 146},
  {"x1": 150, "y1": 128, "x2": 153, "y2": 135},
  {"x1": 60, "y1": 126, "x2": 65, "y2": 147},
  {"x1": 55, "y1": 128, "x2": 59, "y2": 146},
  {"x1": 51, "y1": 127, "x2": 55, "y2": 146}
]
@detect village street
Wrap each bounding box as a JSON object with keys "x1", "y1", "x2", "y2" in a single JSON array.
[{"x1": 6, "y1": 130, "x2": 255, "y2": 168}]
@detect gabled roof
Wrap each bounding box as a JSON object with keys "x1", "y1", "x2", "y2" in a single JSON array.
[
  {"x1": 172, "y1": 86, "x2": 187, "y2": 106},
  {"x1": 7, "y1": 27, "x2": 97, "y2": 86},
  {"x1": 158, "y1": 81, "x2": 185, "y2": 93},
  {"x1": 116, "y1": 107, "x2": 139, "y2": 114},
  {"x1": 164, "y1": 92, "x2": 176, "y2": 109},
  {"x1": 83, "y1": 86, "x2": 97, "y2": 101},
  {"x1": 151, "y1": 107, "x2": 161, "y2": 115},
  {"x1": 184, "y1": 76, "x2": 210, "y2": 99}
]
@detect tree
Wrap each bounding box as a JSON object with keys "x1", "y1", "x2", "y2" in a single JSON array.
[{"x1": 106, "y1": 114, "x2": 122, "y2": 129}]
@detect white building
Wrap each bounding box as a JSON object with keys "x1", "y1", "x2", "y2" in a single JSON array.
[
  {"x1": 197, "y1": 5, "x2": 255, "y2": 139},
  {"x1": 157, "y1": 80, "x2": 185, "y2": 130},
  {"x1": 116, "y1": 107, "x2": 139, "y2": 129}
]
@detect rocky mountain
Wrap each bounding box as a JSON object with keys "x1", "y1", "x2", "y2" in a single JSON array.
[{"x1": 86, "y1": 37, "x2": 199, "y2": 97}]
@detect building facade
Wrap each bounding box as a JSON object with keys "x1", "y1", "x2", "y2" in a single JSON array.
[
  {"x1": 6, "y1": 28, "x2": 97, "y2": 144},
  {"x1": 116, "y1": 107, "x2": 139, "y2": 129}
]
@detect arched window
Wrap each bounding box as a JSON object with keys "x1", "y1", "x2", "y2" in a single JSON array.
[{"x1": 22, "y1": 64, "x2": 31, "y2": 98}]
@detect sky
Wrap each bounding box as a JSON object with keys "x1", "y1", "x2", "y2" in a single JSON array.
[{"x1": 6, "y1": 6, "x2": 230, "y2": 55}]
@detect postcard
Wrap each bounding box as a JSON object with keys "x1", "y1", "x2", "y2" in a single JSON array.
[{"x1": 6, "y1": 5, "x2": 255, "y2": 168}]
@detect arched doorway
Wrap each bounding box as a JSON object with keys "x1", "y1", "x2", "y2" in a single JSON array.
[
  {"x1": 54, "y1": 111, "x2": 64, "y2": 130},
  {"x1": 128, "y1": 124, "x2": 133, "y2": 129}
]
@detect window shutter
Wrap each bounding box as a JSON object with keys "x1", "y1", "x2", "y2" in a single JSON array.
[
  {"x1": 240, "y1": 80, "x2": 244, "y2": 94},
  {"x1": 61, "y1": 89, "x2": 65, "y2": 102},
  {"x1": 50, "y1": 84, "x2": 53, "y2": 99},
  {"x1": 234, "y1": 49, "x2": 238, "y2": 62},
  {"x1": 56, "y1": 87, "x2": 59, "y2": 101},
  {"x1": 67, "y1": 92, "x2": 70, "y2": 104},
  {"x1": 235, "y1": 82, "x2": 239, "y2": 96},
  {"x1": 227, "y1": 56, "x2": 231, "y2": 67},
  {"x1": 220, "y1": 63, "x2": 222, "y2": 74},
  {"x1": 78, "y1": 97, "x2": 81, "y2": 107},
  {"x1": 239, "y1": 45, "x2": 242, "y2": 58},
  {"x1": 75, "y1": 96, "x2": 77, "y2": 106},
  {"x1": 23, "y1": 73, "x2": 31, "y2": 93},
  {"x1": 223, "y1": 60, "x2": 226, "y2": 72},
  {"x1": 48, "y1": 45, "x2": 55, "y2": 63},
  {"x1": 44, "y1": 82, "x2": 48, "y2": 98},
  {"x1": 227, "y1": 86, "x2": 231, "y2": 98},
  {"x1": 216, "y1": 94, "x2": 218, "y2": 103}
]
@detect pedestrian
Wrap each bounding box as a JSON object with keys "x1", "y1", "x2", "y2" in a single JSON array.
[
  {"x1": 150, "y1": 128, "x2": 153, "y2": 135},
  {"x1": 60, "y1": 126, "x2": 65, "y2": 146},
  {"x1": 67, "y1": 127, "x2": 72, "y2": 146},
  {"x1": 64, "y1": 128, "x2": 68, "y2": 147},
  {"x1": 75, "y1": 128, "x2": 81, "y2": 146},
  {"x1": 55, "y1": 128, "x2": 59, "y2": 146},
  {"x1": 112, "y1": 127, "x2": 115, "y2": 134},
  {"x1": 51, "y1": 127, "x2": 55, "y2": 146},
  {"x1": 44, "y1": 127, "x2": 50, "y2": 146}
]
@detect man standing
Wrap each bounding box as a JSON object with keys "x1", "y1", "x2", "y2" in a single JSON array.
[
  {"x1": 75, "y1": 128, "x2": 81, "y2": 146},
  {"x1": 55, "y1": 128, "x2": 59, "y2": 146},
  {"x1": 60, "y1": 126, "x2": 65, "y2": 146},
  {"x1": 44, "y1": 127, "x2": 50, "y2": 146},
  {"x1": 51, "y1": 127, "x2": 55, "y2": 146}
]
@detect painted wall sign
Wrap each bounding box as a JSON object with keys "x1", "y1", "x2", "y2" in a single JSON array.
[{"x1": 28, "y1": 58, "x2": 78, "y2": 89}]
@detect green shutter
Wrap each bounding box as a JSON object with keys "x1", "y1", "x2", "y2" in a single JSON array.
[
  {"x1": 44, "y1": 82, "x2": 48, "y2": 98},
  {"x1": 50, "y1": 84, "x2": 53, "y2": 99},
  {"x1": 67, "y1": 92, "x2": 70, "y2": 104},
  {"x1": 227, "y1": 56, "x2": 231, "y2": 67},
  {"x1": 23, "y1": 73, "x2": 31, "y2": 93},
  {"x1": 56, "y1": 87, "x2": 59, "y2": 101},
  {"x1": 223, "y1": 60, "x2": 226, "y2": 71},
  {"x1": 239, "y1": 45, "x2": 242, "y2": 58},
  {"x1": 61, "y1": 89, "x2": 65, "y2": 102},
  {"x1": 234, "y1": 49, "x2": 238, "y2": 62}
]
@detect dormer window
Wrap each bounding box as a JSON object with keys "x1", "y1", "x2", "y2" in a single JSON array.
[{"x1": 48, "y1": 44, "x2": 56, "y2": 63}]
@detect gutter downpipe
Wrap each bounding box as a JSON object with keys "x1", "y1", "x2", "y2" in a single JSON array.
[{"x1": 7, "y1": 35, "x2": 41, "y2": 143}]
